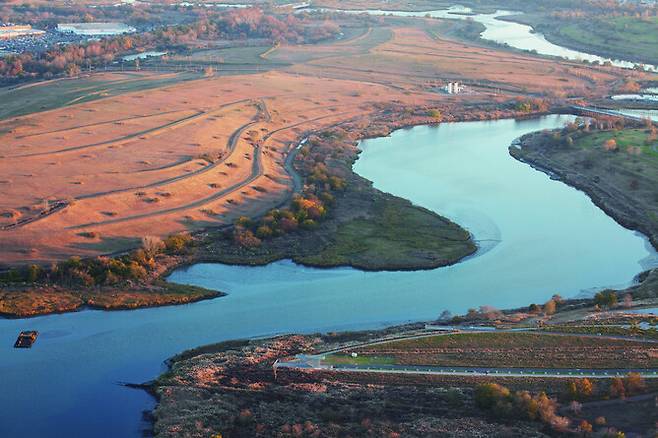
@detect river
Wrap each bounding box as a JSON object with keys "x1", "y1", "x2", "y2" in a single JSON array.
[
  {"x1": 310, "y1": 5, "x2": 658, "y2": 71},
  {"x1": 0, "y1": 115, "x2": 656, "y2": 437}
]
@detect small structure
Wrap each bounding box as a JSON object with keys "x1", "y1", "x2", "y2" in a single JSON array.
[
  {"x1": 57, "y1": 22, "x2": 136, "y2": 36},
  {"x1": 0, "y1": 25, "x2": 45, "y2": 40},
  {"x1": 14, "y1": 331, "x2": 38, "y2": 348},
  {"x1": 444, "y1": 82, "x2": 464, "y2": 94}
]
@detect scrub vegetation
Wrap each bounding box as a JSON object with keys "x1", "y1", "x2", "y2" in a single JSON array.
[
  {"x1": 0, "y1": 233, "x2": 222, "y2": 317},
  {"x1": 298, "y1": 196, "x2": 474, "y2": 270},
  {"x1": 152, "y1": 291, "x2": 658, "y2": 438}
]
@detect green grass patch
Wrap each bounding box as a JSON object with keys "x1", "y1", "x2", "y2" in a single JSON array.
[
  {"x1": 172, "y1": 46, "x2": 279, "y2": 64},
  {"x1": 297, "y1": 195, "x2": 475, "y2": 270},
  {"x1": 574, "y1": 129, "x2": 658, "y2": 159},
  {"x1": 322, "y1": 353, "x2": 396, "y2": 366},
  {"x1": 555, "y1": 16, "x2": 658, "y2": 65}
]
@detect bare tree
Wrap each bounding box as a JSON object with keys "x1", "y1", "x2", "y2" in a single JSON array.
[{"x1": 142, "y1": 235, "x2": 164, "y2": 257}]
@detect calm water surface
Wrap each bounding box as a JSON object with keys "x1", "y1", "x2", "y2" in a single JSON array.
[{"x1": 0, "y1": 115, "x2": 655, "y2": 437}]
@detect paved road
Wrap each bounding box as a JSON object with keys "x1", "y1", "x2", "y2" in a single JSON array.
[
  {"x1": 274, "y1": 328, "x2": 658, "y2": 379},
  {"x1": 276, "y1": 357, "x2": 658, "y2": 379}
]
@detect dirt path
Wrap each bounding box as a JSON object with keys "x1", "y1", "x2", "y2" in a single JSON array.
[
  {"x1": 13, "y1": 109, "x2": 187, "y2": 140},
  {"x1": 68, "y1": 103, "x2": 266, "y2": 229},
  {"x1": 7, "y1": 98, "x2": 254, "y2": 159},
  {"x1": 70, "y1": 108, "x2": 355, "y2": 229}
]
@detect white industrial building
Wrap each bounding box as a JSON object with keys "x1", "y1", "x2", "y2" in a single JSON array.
[
  {"x1": 444, "y1": 82, "x2": 464, "y2": 94},
  {"x1": 57, "y1": 22, "x2": 136, "y2": 36},
  {"x1": 0, "y1": 25, "x2": 45, "y2": 40}
]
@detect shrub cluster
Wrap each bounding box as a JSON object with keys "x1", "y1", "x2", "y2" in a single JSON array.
[
  {"x1": 594, "y1": 289, "x2": 618, "y2": 308},
  {"x1": 514, "y1": 98, "x2": 550, "y2": 113},
  {"x1": 0, "y1": 233, "x2": 193, "y2": 287},
  {"x1": 475, "y1": 383, "x2": 570, "y2": 432},
  {"x1": 232, "y1": 193, "x2": 333, "y2": 248},
  {"x1": 231, "y1": 133, "x2": 349, "y2": 248}
]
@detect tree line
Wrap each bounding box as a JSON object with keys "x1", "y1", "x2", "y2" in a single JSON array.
[
  {"x1": 0, "y1": 233, "x2": 193, "y2": 287},
  {"x1": 0, "y1": 8, "x2": 342, "y2": 85}
]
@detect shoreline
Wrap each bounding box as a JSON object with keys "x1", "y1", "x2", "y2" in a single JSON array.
[
  {"x1": 0, "y1": 106, "x2": 634, "y2": 319},
  {"x1": 499, "y1": 14, "x2": 658, "y2": 68},
  {"x1": 145, "y1": 284, "x2": 658, "y2": 437},
  {"x1": 0, "y1": 291, "x2": 224, "y2": 320},
  {"x1": 510, "y1": 131, "x2": 658, "y2": 253},
  {"x1": 1, "y1": 106, "x2": 475, "y2": 318}
]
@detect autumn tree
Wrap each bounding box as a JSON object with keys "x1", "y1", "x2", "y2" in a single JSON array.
[
  {"x1": 567, "y1": 378, "x2": 595, "y2": 400},
  {"x1": 578, "y1": 420, "x2": 593, "y2": 434},
  {"x1": 609, "y1": 377, "x2": 625, "y2": 399},
  {"x1": 594, "y1": 290, "x2": 617, "y2": 308},
  {"x1": 625, "y1": 372, "x2": 646, "y2": 395},
  {"x1": 603, "y1": 138, "x2": 618, "y2": 151},
  {"x1": 142, "y1": 235, "x2": 164, "y2": 258}
]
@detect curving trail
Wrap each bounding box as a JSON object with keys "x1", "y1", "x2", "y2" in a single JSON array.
[
  {"x1": 13, "y1": 109, "x2": 187, "y2": 139},
  {"x1": 69, "y1": 101, "x2": 268, "y2": 229},
  {"x1": 7, "y1": 111, "x2": 204, "y2": 159},
  {"x1": 70, "y1": 107, "x2": 355, "y2": 229},
  {"x1": 2, "y1": 99, "x2": 260, "y2": 230},
  {"x1": 7, "y1": 98, "x2": 255, "y2": 159}
]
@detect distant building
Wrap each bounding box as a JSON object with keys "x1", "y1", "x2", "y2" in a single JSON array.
[
  {"x1": 0, "y1": 25, "x2": 45, "y2": 40},
  {"x1": 444, "y1": 82, "x2": 464, "y2": 94},
  {"x1": 276, "y1": 2, "x2": 311, "y2": 9},
  {"x1": 57, "y1": 22, "x2": 136, "y2": 36}
]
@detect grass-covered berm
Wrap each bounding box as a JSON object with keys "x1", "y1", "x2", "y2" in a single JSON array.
[{"x1": 330, "y1": 331, "x2": 658, "y2": 369}]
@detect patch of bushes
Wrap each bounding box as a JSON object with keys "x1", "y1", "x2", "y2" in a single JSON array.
[
  {"x1": 475, "y1": 383, "x2": 570, "y2": 432},
  {"x1": 594, "y1": 289, "x2": 618, "y2": 308},
  {"x1": 0, "y1": 232, "x2": 194, "y2": 287},
  {"x1": 230, "y1": 131, "x2": 348, "y2": 248}
]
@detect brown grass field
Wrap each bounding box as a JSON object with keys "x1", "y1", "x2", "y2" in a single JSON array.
[{"x1": 0, "y1": 18, "x2": 649, "y2": 265}]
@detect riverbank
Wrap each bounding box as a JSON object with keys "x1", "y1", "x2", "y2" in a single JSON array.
[
  {"x1": 149, "y1": 288, "x2": 658, "y2": 437},
  {"x1": 0, "y1": 281, "x2": 222, "y2": 319},
  {"x1": 1, "y1": 100, "x2": 545, "y2": 318},
  {"x1": 501, "y1": 13, "x2": 658, "y2": 68},
  {"x1": 195, "y1": 103, "x2": 565, "y2": 271},
  {"x1": 510, "y1": 124, "x2": 658, "y2": 253},
  {"x1": 151, "y1": 329, "x2": 552, "y2": 437}
]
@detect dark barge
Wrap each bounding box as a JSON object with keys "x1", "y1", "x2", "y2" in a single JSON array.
[{"x1": 14, "y1": 331, "x2": 38, "y2": 348}]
